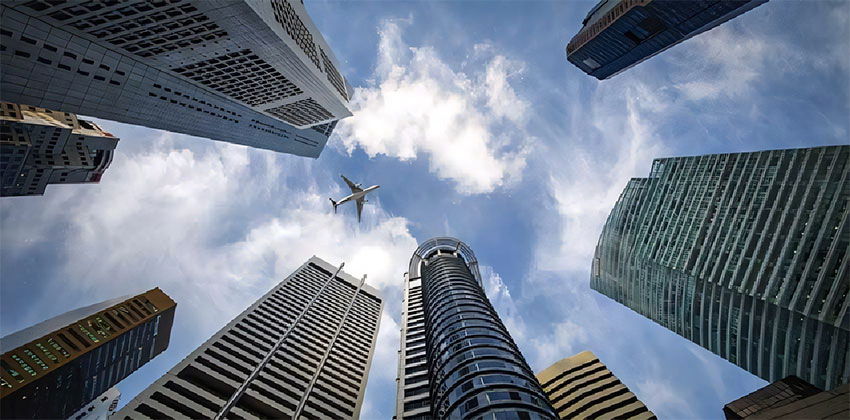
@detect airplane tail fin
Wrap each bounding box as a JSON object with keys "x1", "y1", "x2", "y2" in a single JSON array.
[{"x1": 329, "y1": 198, "x2": 338, "y2": 213}]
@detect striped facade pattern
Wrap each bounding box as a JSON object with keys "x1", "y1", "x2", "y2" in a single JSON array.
[
  {"x1": 1, "y1": 289, "x2": 175, "y2": 419},
  {"x1": 395, "y1": 237, "x2": 556, "y2": 420},
  {"x1": 536, "y1": 351, "x2": 654, "y2": 420},
  {"x1": 592, "y1": 146, "x2": 850, "y2": 389},
  {"x1": 567, "y1": 0, "x2": 768, "y2": 80},
  {"x1": 117, "y1": 257, "x2": 383, "y2": 420}
]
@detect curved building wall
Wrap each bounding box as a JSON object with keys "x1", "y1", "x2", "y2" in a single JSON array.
[{"x1": 395, "y1": 237, "x2": 556, "y2": 420}]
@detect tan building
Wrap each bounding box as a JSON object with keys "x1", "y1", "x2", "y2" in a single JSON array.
[
  {"x1": 536, "y1": 351, "x2": 655, "y2": 419},
  {"x1": 0, "y1": 288, "x2": 176, "y2": 419},
  {"x1": 0, "y1": 101, "x2": 118, "y2": 197}
]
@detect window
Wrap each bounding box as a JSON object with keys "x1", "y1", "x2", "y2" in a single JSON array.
[{"x1": 624, "y1": 15, "x2": 665, "y2": 44}]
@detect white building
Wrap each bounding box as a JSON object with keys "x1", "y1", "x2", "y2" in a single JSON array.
[
  {"x1": 0, "y1": 0, "x2": 352, "y2": 157},
  {"x1": 68, "y1": 387, "x2": 120, "y2": 420}
]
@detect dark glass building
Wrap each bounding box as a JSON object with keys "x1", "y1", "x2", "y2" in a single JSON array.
[
  {"x1": 592, "y1": 146, "x2": 850, "y2": 390},
  {"x1": 723, "y1": 376, "x2": 849, "y2": 419},
  {"x1": 567, "y1": 0, "x2": 768, "y2": 80},
  {"x1": 395, "y1": 237, "x2": 556, "y2": 419},
  {"x1": 117, "y1": 256, "x2": 383, "y2": 419},
  {"x1": 723, "y1": 375, "x2": 821, "y2": 419},
  {"x1": 0, "y1": 288, "x2": 176, "y2": 419}
]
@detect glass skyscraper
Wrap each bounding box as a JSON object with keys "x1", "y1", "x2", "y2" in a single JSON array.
[
  {"x1": 567, "y1": 0, "x2": 768, "y2": 80},
  {"x1": 117, "y1": 257, "x2": 383, "y2": 420},
  {"x1": 592, "y1": 145, "x2": 849, "y2": 389},
  {"x1": 0, "y1": 288, "x2": 176, "y2": 419},
  {"x1": 395, "y1": 237, "x2": 556, "y2": 419}
]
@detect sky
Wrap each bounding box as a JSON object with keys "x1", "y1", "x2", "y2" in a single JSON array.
[{"x1": 1, "y1": 1, "x2": 849, "y2": 419}]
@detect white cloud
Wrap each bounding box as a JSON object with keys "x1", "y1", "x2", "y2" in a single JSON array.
[
  {"x1": 536, "y1": 84, "x2": 667, "y2": 273},
  {"x1": 481, "y1": 265, "x2": 526, "y2": 342},
  {"x1": 2, "y1": 127, "x2": 418, "y2": 335},
  {"x1": 634, "y1": 378, "x2": 697, "y2": 419},
  {"x1": 673, "y1": 25, "x2": 769, "y2": 101},
  {"x1": 335, "y1": 19, "x2": 530, "y2": 194}
]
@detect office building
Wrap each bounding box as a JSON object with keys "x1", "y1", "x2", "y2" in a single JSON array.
[
  {"x1": 591, "y1": 145, "x2": 850, "y2": 390},
  {"x1": 0, "y1": 101, "x2": 118, "y2": 197},
  {"x1": 536, "y1": 351, "x2": 654, "y2": 419},
  {"x1": 567, "y1": 0, "x2": 768, "y2": 80},
  {"x1": 0, "y1": 288, "x2": 176, "y2": 419},
  {"x1": 723, "y1": 376, "x2": 849, "y2": 419},
  {"x1": 0, "y1": 0, "x2": 352, "y2": 157},
  {"x1": 395, "y1": 237, "x2": 556, "y2": 419},
  {"x1": 117, "y1": 256, "x2": 383, "y2": 419},
  {"x1": 69, "y1": 387, "x2": 121, "y2": 420}
]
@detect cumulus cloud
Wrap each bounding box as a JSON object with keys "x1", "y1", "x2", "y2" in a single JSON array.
[
  {"x1": 1, "y1": 126, "x2": 418, "y2": 335},
  {"x1": 335, "y1": 19, "x2": 530, "y2": 194}
]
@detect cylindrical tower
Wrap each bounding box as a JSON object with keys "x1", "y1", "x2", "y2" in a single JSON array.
[{"x1": 396, "y1": 237, "x2": 555, "y2": 420}]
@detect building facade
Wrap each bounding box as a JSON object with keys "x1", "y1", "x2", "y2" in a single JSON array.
[
  {"x1": 395, "y1": 237, "x2": 556, "y2": 419},
  {"x1": 536, "y1": 351, "x2": 654, "y2": 419},
  {"x1": 567, "y1": 0, "x2": 768, "y2": 80},
  {"x1": 723, "y1": 376, "x2": 849, "y2": 419},
  {"x1": 69, "y1": 387, "x2": 121, "y2": 420},
  {"x1": 117, "y1": 256, "x2": 383, "y2": 420},
  {"x1": 0, "y1": 0, "x2": 352, "y2": 157},
  {"x1": 0, "y1": 288, "x2": 176, "y2": 419},
  {"x1": 723, "y1": 375, "x2": 822, "y2": 419},
  {"x1": 0, "y1": 101, "x2": 118, "y2": 196},
  {"x1": 591, "y1": 146, "x2": 850, "y2": 389}
]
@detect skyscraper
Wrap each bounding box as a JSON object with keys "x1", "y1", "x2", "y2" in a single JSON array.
[
  {"x1": 567, "y1": 0, "x2": 768, "y2": 80},
  {"x1": 117, "y1": 256, "x2": 383, "y2": 419},
  {"x1": 395, "y1": 237, "x2": 556, "y2": 419},
  {"x1": 536, "y1": 351, "x2": 654, "y2": 419},
  {"x1": 0, "y1": 288, "x2": 176, "y2": 419},
  {"x1": 69, "y1": 387, "x2": 121, "y2": 420},
  {"x1": 0, "y1": 101, "x2": 118, "y2": 197},
  {"x1": 591, "y1": 145, "x2": 850, "y2": 389},
  {"x1": 0, "y1": 0, "x2": 351, "y2": 157},
  {"x1": 722, "y1": 375, "x2": 824, "y2": 419}
]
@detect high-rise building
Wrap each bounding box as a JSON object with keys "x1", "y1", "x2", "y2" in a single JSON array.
[
  {"x1": 0, "y1": 288, "x2": 176, "y2": 419},
  {"x1": 69, "y1": 387, "x2": 121, "y2": 420},
  {"x1": 591, "y1": 145, "x2": 850, "y2": 390},
  {"x1": 536, "y1": 351, "x2": 654, "y2": 419},
  {"x1": 0, "y1": 101, "x2": 118, "y2": 197},
  {"x1": 723, "y1": 376, "x2": 849, "y2": 419},
  {"x1": 567, "y1": 0, "x2": 768, "y2": 80},
  {"x1": 117, "y1": 256, "x2": 383, "y2": 420},
  {"x1": 395, "y1": 237, "x2": 556, "y2": 419},
  {"x1": 0, "y1": 0, "x2": 352, "y2": 157}
]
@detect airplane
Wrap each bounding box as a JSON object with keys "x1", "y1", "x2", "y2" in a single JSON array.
[{"x1": 330, "y1": 174, "x2": 380, "y2": 223}]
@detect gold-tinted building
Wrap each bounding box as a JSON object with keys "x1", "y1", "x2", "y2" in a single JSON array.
[
  {"x1": 536, "y1": 351, "x2": 654, "y2": 419},
  {"x1": 0, "y1": 288, "x2": 176, "y2": 419},
  {"x1": 0, "y1": 101, "x2": 119, "y2": 197}
]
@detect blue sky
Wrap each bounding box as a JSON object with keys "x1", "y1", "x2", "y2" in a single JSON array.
[{"x1": 2, "y1": 1, "x2": 849, "y2": 419}]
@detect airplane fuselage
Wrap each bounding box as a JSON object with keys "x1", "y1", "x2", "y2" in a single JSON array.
[{"x1": 335, "y1": 185, "x2": 379, "y2": 205}]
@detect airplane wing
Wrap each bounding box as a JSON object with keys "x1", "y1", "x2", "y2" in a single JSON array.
[
  {"x1": 356, "y1": 197, "x2": 364, "y2": 223},
  {"x1": 341, "y1": 174, "x2": 362, "y2": 193}
]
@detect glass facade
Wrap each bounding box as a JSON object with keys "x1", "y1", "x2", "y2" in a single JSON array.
[
  {"x1": 567, "y1": 0, "x2": 768, "y2": 80},
  {"x1": 592, "y1": 146, "x2": 850, "y2": 389},
  {"x1": 0, "y1": 289, "x2": 175, "y2": 419},
  {"x1": 396, "y1": 237, "x2": 556, "y2": 419}
]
